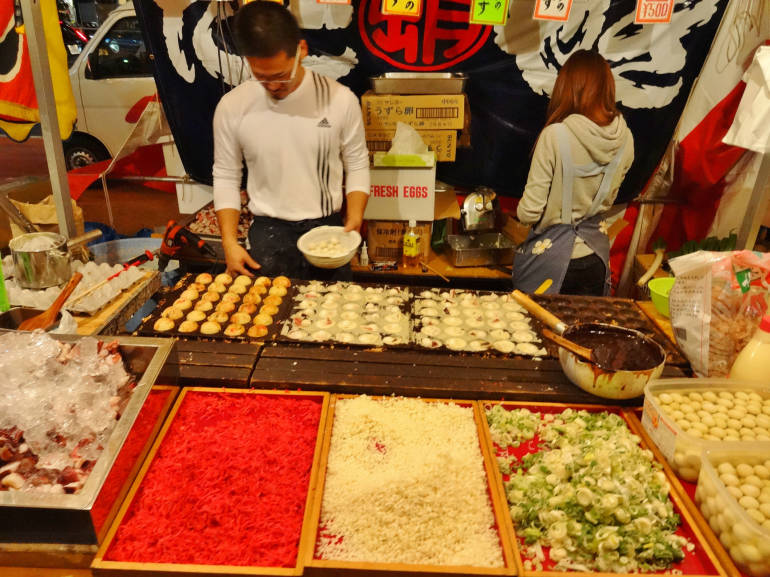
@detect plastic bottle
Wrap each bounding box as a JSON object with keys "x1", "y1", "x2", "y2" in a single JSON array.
[
  {"x1": 0, "y1": 260, "x2": 9, "y2": 313},
  {"x1": 360, "y1": 241, "x2": 369, "y2": 267},
  {"x1": 402, "y1": 220, "x2": 421, "y2": 268},
  {"x1": 729, "y1": 314, "x2": 770, "y2": 383}
]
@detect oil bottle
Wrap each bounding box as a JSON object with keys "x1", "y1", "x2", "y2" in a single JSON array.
[
  {"x1": 729, "y1": 314, "x2": 770, "y2": 383},
  {"x1": 402, "y1": 220, "x2": 421, "y2": 268}
]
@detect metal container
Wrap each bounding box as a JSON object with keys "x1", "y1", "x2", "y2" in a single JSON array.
[
  {"x1": 0, "y1": 306, "x2": 62, "y2": 331},
  {"x1": 0, "y1": 335, "x2": 173, "y2": 544},
  {"x1": 447, "y1": 233, "x2": 514, "y2": 267},
  {"x1": 371, "y1": 72, "x2": 467, "y2": 94},
  {"x1": 8, "y1": 232, "x2": 71, "y2": 289}
]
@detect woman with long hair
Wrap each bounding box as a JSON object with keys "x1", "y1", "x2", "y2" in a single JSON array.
[{"x1": 512, "y1": 50, "x2": 634, "y2": 296}]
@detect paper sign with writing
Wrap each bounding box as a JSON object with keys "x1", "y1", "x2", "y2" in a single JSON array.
[
  {"x1": 635, "y1": 0, "x2": 674, "y2": 23},
  {"x1": 381, "y1": 0, "x2": 423, "y2": 18},
  {"x1": 533, "y1": 0, "x2": 572, "y2": 21},
  {"x1": 469, "y1": 0, "x2": 508, "y2": 25},
  {"x1": 317, "y1": 0, "x2": 351, "y2": 4}
]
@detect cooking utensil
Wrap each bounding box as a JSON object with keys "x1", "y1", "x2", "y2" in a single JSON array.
[
  {"x1": 9, "y1": 232, "x2": 71, "y2": 289},
  {"x1": 0, "y1": 193, "x2": 38, "y2": 233},
  {"x1": 0, "y1": 307, "x2": 63, "y2": 331},
  {"x1": 511, "y1": 290, "x2": 666, "y2": 399},
  {"x1": 17, "y1": 272, "x2": 83, "y2": 331},
  {"x1": 541, "y1": 328, "x2": 594, "y2": 364},
  {"x1": 67, "y1": 249, "x2": 157, "y2": 306}
]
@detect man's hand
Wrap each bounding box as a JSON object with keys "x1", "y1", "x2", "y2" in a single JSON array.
[
  {"x1": 343, "y1": 214, "x2": 363, "y2": 233},
  {"x1": 223, "y1": 240, "x2": 260, "y2": 277}
]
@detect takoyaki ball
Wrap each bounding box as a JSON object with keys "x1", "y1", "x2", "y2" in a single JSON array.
[
  {"x1": 254, "y1": 276, "x2": 272, "y2": 287},
  {"x1": 260, "y1": 304, "x2": 279, "y2": 316},
  {"x1": 180, "y1": 289, "x2": 199, "y2": 301},
  {"x1": 242, "y1": 293, "x2": 262, "y2": 305},
  {"x1": 186, "y1": 310, "x2": 207, "y2": 322},
  {"x1": 172, "y1": 298, "x2": 192, "y2": 311},
  {"x1": 188, "y1": 282, "x2": 207, "y2": 292},
  {"x1": 153, "y1": 317, "x2": 175, "y2": 332},
  {"x1": 247, "y1": 324, "x2": 269, "y2": 338},
  {"x1": 233, "y1": 274, "x2": 252, "y2": 287},
  {"x1": 228, "y1": 284, "x2": 247, "y2": 295},
  {"x1": 178, "y1": 320, "x2": 199, "y2": 334},
  {"x1": 215, "y1": 301, "x2": 236, "y2": 313},
  {"x1": 268, "y1": 286, "x2": 287, "y2": 297},
  {"x1": 224, "y1": 323, "x2": 245, "y2": 337},
  {"x1": 249, "y1": 284, "x2": 267, "y2": 296},
  {"x1": 194, "y1": 300, "x2": 214, "y2": 312},
  {"x1": 208, "y1": 311, "x2": 230, "y2": 324},
  {"x1": 221, "y1": 292, "x2": 240, "y2": 303},
  {"x1": 238, "y1": 303, "x2": 258, "y2": 315},
  {"x1": 195, "y1": 273, "x2": 213, "y2": 285},
  {"x1": 272, "y1": 276, "x2": 291, "y2": 288},
  {"x1": 263, "y1": 295, "x2": 282, "y2": 307},
  {"x1": 209, "y1": 282, "x2": 227, "y2": 293},
  {"x1": 253, "y1": 313, "x2": 273, "y2": 326},
  {"x1": 230, "y1": 312, "x2": 251, "y2": 325},
  {"x1": 201, "y1": 291, "x2": 221, "y2": 302},
  {"x1": 214, "y1": 273, "x2": 233, "y2": 286},
  {"x1": 162, "y1": 306, "x2": 184, "y2": 320},
  {"x1": 200, "y1": 321, "x2": 221, "y2": 335}
]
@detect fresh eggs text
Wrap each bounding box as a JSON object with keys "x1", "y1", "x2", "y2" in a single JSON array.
[{"x1": 371, "y1": 185, "x2": 429, "y2": 198}]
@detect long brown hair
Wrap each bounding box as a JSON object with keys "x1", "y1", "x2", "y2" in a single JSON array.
[{"x1": 545, "y1": 50, "x2": 618, "y2": 127}]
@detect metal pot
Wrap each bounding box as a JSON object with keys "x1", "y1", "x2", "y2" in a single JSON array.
[
  {"x1": 512, "y1": 290, "x2": 666, "y2": 400},
  {"x1": 9, "y1": 232, "x2": 71, "y2": 289},
  {"x1": 8, "y1": 230, "x2": 102, "y2": 289}
]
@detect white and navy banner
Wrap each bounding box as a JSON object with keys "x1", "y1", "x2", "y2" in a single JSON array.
[{"x1": 134, "y1": 0, "x2": 727, "y2": 202}]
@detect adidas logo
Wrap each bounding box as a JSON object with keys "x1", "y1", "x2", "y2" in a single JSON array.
[{"x1": 317, "y1": 117, "x2": 331, "y2": 128}]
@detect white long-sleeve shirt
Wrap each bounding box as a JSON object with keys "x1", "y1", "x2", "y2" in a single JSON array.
[{"x1": 213, "y1": 70, "x2": 370, "y2": 221}]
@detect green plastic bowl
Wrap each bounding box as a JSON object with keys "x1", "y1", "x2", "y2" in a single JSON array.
[{"x1": 648, "y1": 277, "x2": 675, "y2": 318}]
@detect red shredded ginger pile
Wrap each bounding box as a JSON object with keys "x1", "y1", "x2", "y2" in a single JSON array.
[{"x1": 104, "y1": 391, "x2": 322, "y2": 566}]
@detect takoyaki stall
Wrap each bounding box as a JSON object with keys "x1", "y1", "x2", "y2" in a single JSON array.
[{"x1": 1, "y1": 273, "x2": 769, "y2": 577}]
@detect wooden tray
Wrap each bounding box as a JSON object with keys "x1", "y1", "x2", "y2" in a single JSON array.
[
  {"x1": 92, "y1": 388, "x2": 330, "y2": 577},
  {"x1": 477, "y1": 400, "x2": 725, "y2": 577},
  {"x1": 304, "y1": 394, "x2": 516, "y2": 576}
]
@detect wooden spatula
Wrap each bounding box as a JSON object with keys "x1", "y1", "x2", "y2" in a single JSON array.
[
  {"x1": 541, "y1": 328, "x2": 595, "y2": 364},
  {"x1": 18, "y1": 272, "x2": 83, "y2": 331}
]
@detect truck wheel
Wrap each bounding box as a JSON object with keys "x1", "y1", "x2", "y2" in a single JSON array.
[{"x1": 63, "y1": 134, "x2": 110, "y2": 170}]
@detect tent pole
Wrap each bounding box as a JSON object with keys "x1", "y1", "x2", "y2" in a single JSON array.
[
  {"x1": 20, "y1": 0, "x2": 76, "y2": 239},
  {"x1": 737, "y1": 153, "x2": 770, "y2": 250}
]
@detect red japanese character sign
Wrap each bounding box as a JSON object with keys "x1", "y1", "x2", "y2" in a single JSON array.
[{"x1": 359, "y1": 0, "x2": 492, "y2": 71}]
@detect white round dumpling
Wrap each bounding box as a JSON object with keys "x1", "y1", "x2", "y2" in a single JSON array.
[
  {"x1": 420, "y1": 325, "x2": 442, "y2": 337},
  {"x1": 479, "y1": 294, "x2": 498, "y2": 302},
  {"x1": 444, "y1": 326, "x2": 464, "y2": 337},
  {"x1": 421, "y1": 316, "x2": 441, "y2": 326},
  {"x1": 509, "y1": 320, "x2": 532, "y2": 331},
  {"x1": 360, "y1": 322, "x2": 380, "y2": 333},
  {"x1": 384, "y1": 305, "x2": 401, "y2": 313},
  {"x1": 315, "y1": 317, "x2": 335, "y2": 329},
  {"x1": 364, "y1": 286, "x2": 382, "y2": 294},
  {"x1": 364, "y1": 302, "x2": 379, "y2": 313},
  {"x1": 298, "y1": 300, "x2": 317, "y2": 310},
  {"x1": 288, "y1": 328, "x2": 309, "y2": 340},
  {"x1": 506, "y1": 311, "x2": 526, "y2": 321},
  {"x1": 502, "y1": 301, "x2": 524, "y2": 312},
  {"x1": 464, "y1": 317, "x2": 485, "y2": 328},
  {"x1": 386, "y1": 296, "x2": 404, "y2": 305},
  {"x1": 420, "y1": 336, "x2": 442, "y2": 349},
  {"x1": 444, "y1": 316, "x2": 464, "y2": 327},
  {"x1": 383, "y1": 335, "x2": 404, "y2": 346},
  {"x1": 320, "y1": 301, "x2": 340, "y2": 311},
  {"x1": 513, "y1": 330, "x2": 536, "y2": 343},
  {"x1": 342, "y1": 302, "x2": 360, "y2": 311},
  {"x1": 484, "y1": 309, "x2": 503, "y2": 319},
  {"x1": 482, "y1": 301, "x2": 500, "y2": 310},
  {"x1": 382, "y1": 323, "x2": 402, "y2": 335},
  {"x1": 292, "y1": 316, "x2": 313, "y2": 328},
  {"x1": 468, "y1": 329, "x2": 487, "y2": 339},
  {"x1": 364, "y1": 294, "x2": 383, "y2": 304},
  {"x1": 338, "y1": 319, "x2": 358, "y2": 331},
  {"x1": 335, "y1": 332, "x2": 355, "y2": 343},
  {"x1": 446, "y1": 337, "x2": 467, "y2": 351},
  {"x1": 444, "y1": 305, "x2": 462, "y2": 317},
  {"x1": 468, "y1": 339, "x2": 490, "y2": 352},
  {"x1": 488, "y1": 318, "x2": 506, "y2": 330},
  {"x1": 493, "y1": 340, "x2": 516, "y2": 354},
  {"x1": 462, "y1": 306, "x2": 483, "y2": 317},
  {"x1": 323, "y1": 291, "x2": 342, "y2": 301},
  {"x1": 420, "y1": 307, "x2": 440, "y2": 317},
  {"x1": 363, "y1": 313, "x2": 381, "y2": 322},
  {"x1": 517, "y1": 342, "x2": 546, "y2": 356},
  {"x1": 490, "y1": 329, "x2": 511, "y2": 341},
  {"x1": 311, "y1": 330, "x2": 331, "y2": 342},
  {"x1": 358, "y1": 333, "x2": 381, "y2": 345},
  {"x1": 420, "y1": 290, "x2": 437, "y2": 299},
  {"x1": 340, "y1": 311, "x2": 359, "y2": 321},
  {"x1": 383, "y1": 313, "x2": 403, "y2": 324}
]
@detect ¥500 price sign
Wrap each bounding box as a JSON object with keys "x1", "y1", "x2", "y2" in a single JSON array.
[{"x1": 635, "y1": 0, "x2": 674, "y2": 23}]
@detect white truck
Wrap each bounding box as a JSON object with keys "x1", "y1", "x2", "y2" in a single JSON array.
[{"x1": 65, "y1": 4, "x2": 157, "y2": 170}]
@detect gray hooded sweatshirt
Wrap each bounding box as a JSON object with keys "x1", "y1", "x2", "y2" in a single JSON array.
[{"x1": 516, "y1": 114, "x2": 634, "y2": 258}]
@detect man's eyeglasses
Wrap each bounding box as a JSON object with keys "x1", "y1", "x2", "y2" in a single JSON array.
[{"x1": 254, "y1": 49, "x2": 300, "y2": 86}]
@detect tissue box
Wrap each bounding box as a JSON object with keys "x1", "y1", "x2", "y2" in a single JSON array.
[
  {"x1": 367, "y1": 129, "x2": 457, "y2": 161},
  {"x1": 361, "y1": 92, "x2": 465, "y2": 131},
  {"x1": 364, "y1": 165, "x2": 437, "y2": 221}
]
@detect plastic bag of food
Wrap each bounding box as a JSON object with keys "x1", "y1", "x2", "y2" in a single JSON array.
[{"x1": 668, "y1": 250, "x2": 770, "y2": 377}]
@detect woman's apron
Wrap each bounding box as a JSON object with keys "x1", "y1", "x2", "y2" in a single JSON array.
[{"x1": 512, "y1": 123, "x2": 627, "y2": 295}]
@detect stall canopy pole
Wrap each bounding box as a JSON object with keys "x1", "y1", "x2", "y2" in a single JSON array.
[
  {"x1": 19, "y1": 0, "x2": 76, "y2": 239},
  {"x1": 737, "y1": 154, "x2": 770, "y2": 249}
]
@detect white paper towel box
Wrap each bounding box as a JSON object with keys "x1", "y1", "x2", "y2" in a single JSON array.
[{"x1": 363, "y1": 165, "x2": 437, "y2": 221}]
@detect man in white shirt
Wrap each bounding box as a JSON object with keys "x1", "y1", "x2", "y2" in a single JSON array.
[{"x1": 213, "y1": 1, "x2": 369, "y2": 279}]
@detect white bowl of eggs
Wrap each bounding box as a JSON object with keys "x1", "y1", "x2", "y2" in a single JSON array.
[{"x1": 297, "y1": 226, "x2": 361, "y2": 269}]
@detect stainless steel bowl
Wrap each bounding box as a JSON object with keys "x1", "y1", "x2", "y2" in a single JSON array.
[{"x1": 9, "y1": 232, "x2": 72, "y2": 289}]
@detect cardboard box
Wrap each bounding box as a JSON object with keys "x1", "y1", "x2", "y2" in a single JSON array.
[
  {"x1": 366, "y1": 220, "x2": 432, "y2": 262},
  {"x1": 361, "y1": 92, "x2": 465, "y2": 131},
  {"x1": 366, "y1": 129, "x2": 457, "y2": 162},
  {"x1": 365, "y1": 164, "x2": 437, "y2": 221}
]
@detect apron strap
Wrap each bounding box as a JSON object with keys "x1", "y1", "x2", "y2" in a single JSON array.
[
  {"x1": 585, "y1": 133, "x2": 628, "y2": 219},
  {"x1": 555, "y1": 124, "x2": 574, "y2": 223}
]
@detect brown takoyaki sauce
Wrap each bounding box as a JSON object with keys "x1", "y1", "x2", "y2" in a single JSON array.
[{"x1": 566, "y1": 324, "x2": 664, "y2": 371}]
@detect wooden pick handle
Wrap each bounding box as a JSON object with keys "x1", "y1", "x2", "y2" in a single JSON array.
[
  {"x1": 17, "y1": 272, "x2": 83, "y2": 331},
  {"x1": 511, "y1": 289, "x2": 569, "y2": 334},
  {"x1": 541, "y1": 328, "x2": 595, "y2": 364}
]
